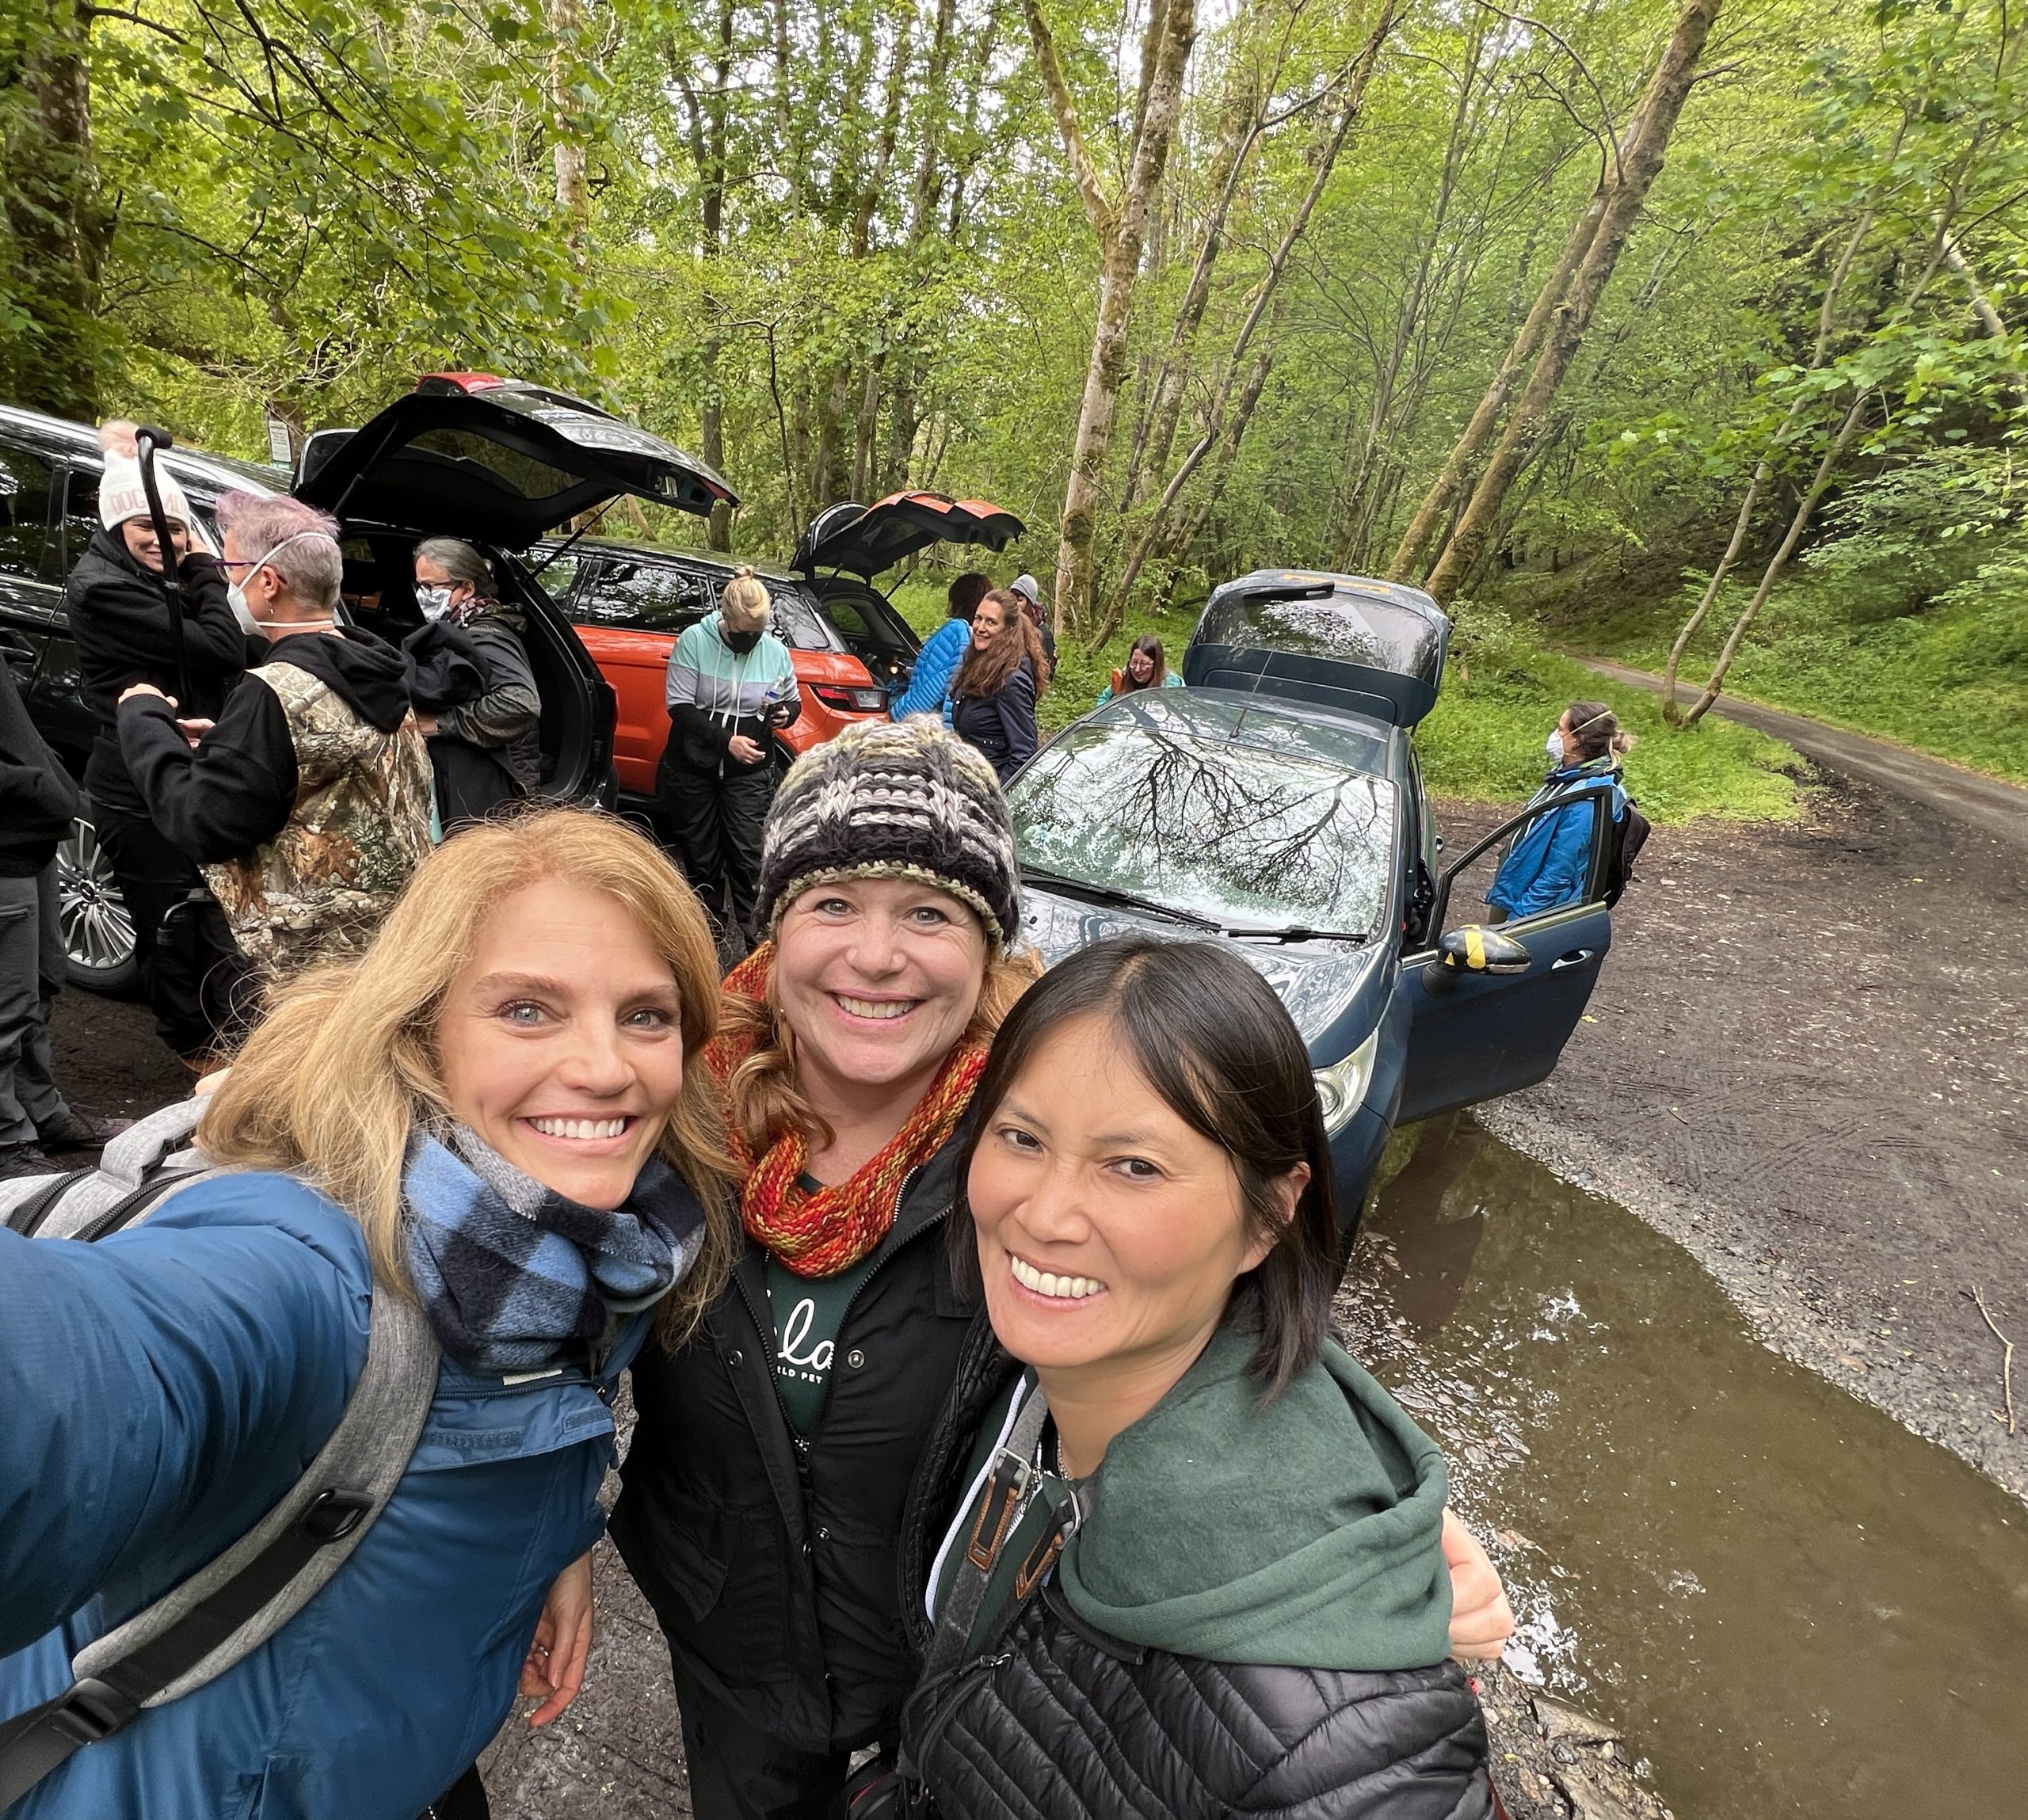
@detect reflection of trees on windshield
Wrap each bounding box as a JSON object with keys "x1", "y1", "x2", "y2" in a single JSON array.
[{"x1": 1013, "y1": 726, "x2": 1394, "y2": 934}]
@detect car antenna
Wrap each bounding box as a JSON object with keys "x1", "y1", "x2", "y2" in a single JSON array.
[
  {"x1": 133, "y1": 426, "x2": 192, "y2": 706},
  {"x1": 532, "y1": 500, "x2": 616, "y2": 577}
]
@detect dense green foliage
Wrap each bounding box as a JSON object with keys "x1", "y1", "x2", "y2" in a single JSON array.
[{"x1": 2, "y1": 0, "x2": 2018, "y2": 788}]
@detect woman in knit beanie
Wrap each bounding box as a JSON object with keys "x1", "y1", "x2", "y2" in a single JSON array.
[{"x1": 612, "y1": 719, "x2": 1042, "y2": 1819}]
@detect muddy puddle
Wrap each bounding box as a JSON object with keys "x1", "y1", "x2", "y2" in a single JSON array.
[{"x1": 1344, "y1": 1115, "x2": 2028, "y2": 1819}]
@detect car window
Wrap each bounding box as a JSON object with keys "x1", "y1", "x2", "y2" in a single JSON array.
[
  {"x1": 769, "y1": 585, "x2": 841, "y2": 652},
  {"x1": 0, "y1": 445, "x2": 57, "y2": 580},
  {"x1": 1009, "y1": 718, "x2": 1397, "y2": 939},
  {"x1": 528, "y1": 551, "x2": 578, "y2": 604},
  {"x1": 1199, "y1": 588, "x2": 1442, "y2": 680},
  {"x1": 411, "y1": 428, "x2": 581, "y2": 504},
  {"x1": 573, "y1": 559, "x2": 715, "y2": 631}
]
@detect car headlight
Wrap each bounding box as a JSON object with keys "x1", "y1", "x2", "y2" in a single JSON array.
[{"x1": 1313, "y1": 1030, "x2": 1379, "y2": 1137}]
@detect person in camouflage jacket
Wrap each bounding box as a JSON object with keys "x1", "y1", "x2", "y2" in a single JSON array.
[{"x1": 116, "y1": 496, "x2": 432, "y2": 982}]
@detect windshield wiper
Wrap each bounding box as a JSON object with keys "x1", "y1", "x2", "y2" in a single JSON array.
[
  {"x1": 1220, "y1": 925, "x2": 1370, "y2": 945},
  {"x1": 1019, "y1": 869, "x2": 1223, "y2": 933}
]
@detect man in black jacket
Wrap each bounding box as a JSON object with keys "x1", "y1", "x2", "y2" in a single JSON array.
[
  {"x1": 116, "y1": 494, "x2": 433, "y2": 980},
  {"x1": 63, "y1": 424, "x2": 259, "y2": 1066},
  {"x1": 0, "y1": 642, "x2": 116, "y2": 1177}
]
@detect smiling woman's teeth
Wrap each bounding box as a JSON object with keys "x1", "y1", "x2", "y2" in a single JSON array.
[
  {"x1": 529, "y1": 1117, "x2": 627, "y2": 1140},
  {"x1": 1009, "y1": 1255, "x2": 1106, "y2": 1300},
  {"x1": 836, "y1": 995, "x2": 913, "y2": 1021}
]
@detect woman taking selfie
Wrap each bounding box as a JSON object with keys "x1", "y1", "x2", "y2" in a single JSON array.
[
  {"x1": 947, "y1": 589, "x2": 1043, "y2": 785},
  {"x1": 612, "y1": 718, "x2": 1041, "y2": 1819},
  {"x1": 0, "y1": 809, "x2": 735, "y2": 1818},
  {"x1": 896, "y1": 937, "x2": 1498, "y2": 1818}
]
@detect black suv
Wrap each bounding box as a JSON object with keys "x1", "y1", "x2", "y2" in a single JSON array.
[{"x1": 0, "y1": 387, "x2": 732, "y2": 991}]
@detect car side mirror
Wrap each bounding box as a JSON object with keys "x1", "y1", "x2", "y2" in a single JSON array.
[{"x1": 1422, "y1": 924, "x2": 1531, "y2": 995}]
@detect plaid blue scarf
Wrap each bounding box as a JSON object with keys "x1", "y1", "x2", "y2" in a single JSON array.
[{"x1": 403, "y1": 1125, "x2": 707, "y2": 1374}]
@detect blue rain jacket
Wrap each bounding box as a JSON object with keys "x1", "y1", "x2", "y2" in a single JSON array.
[
  {"x1": 888, "y1": 616, "x2": 970, "y2": 721},
  {"x1": 1485, "y1": 763, "x2": 1627, "y2": 920},
  {"x1": 0, "y1": 1169, "x2": 646, "y2": 1818}
]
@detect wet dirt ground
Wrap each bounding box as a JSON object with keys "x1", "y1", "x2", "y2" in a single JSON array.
[
  {"x1": 1343, "y1": 1115, "x2": 2028, "y2": 1820},
  {"x1": 1435, "y1": 773, "x2": 2028, "y2": 1504}
]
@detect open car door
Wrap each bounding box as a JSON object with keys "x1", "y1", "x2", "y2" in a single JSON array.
[
  {"x1": 1395, "y1": 784, "x2": 1617, "y2": 1123},
  {"x1": 294, "y1": 390, "x2": 738, "y2": 547}
]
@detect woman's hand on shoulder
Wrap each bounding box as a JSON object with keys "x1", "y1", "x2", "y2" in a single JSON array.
[
  {"x1": 1442, "y1": 1510, "x2": 1513, "y2": 1662},
  {"x1": 521, "y1": 1549, "x2": 594, "y2": 1726}
]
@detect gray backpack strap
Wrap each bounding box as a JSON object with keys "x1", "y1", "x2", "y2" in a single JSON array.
[
  {"x1": 0, "y1": 1280, "x2": 440, "y2": 1807},
  {"x1": 919, "y1": 1383, "x2": 1054, "y2": 1687},
  {"x1": 0, "y1": 1098, "x2": 210, "y2": 1239}
]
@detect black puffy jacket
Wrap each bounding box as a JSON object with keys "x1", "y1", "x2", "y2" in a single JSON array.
[
  {"x1": 63, "y1": 528, "x2": 257, "y2": 817},
  {"x1": 612, "y1": 1124, "x2": 980, "y2": 1753},
  {"x1": 895, "y1": 1322, "x2": 1496, "y2": 1820}
]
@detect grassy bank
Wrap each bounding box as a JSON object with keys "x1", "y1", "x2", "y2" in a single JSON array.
[
  {"x1": 889, "y1": 577, "x2": 1801, "y2": 824},
  {"x1": 1570, "y1": 581, "x2": 2028, "y2": 788}
]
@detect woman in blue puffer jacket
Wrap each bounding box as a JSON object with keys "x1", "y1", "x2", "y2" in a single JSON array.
[
  {"x1": 0, "y1": 808, "x2": 736, "y2": 1818},
  {"x1": 1487, "y1": 700, "x2": 1633, "y2": 921}
]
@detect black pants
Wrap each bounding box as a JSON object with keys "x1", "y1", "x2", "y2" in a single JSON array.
[
  {"x1": 95, "y1": 807, "x2": 250, "y2": 1061},
  {"x1": 669, "y1": 1658, "x2": 849, "y2": 1820},
  {"x1": 658, "y1": 760, "x2": 776, "y2": 941},
  {"x1": 420, "y1": 1764, "x2": 490, "y2": 1818}
]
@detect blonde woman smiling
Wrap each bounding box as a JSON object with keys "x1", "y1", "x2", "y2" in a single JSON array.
[{"x1": 0, "y1": 810, "x2": 735, "y2": 1818}]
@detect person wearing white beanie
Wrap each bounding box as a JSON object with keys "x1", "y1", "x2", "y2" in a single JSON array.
[{"x1": 59, "y1": 421, "x2": 260, "y2": 1070}]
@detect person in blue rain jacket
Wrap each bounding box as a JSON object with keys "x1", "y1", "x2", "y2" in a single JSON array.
[
  {"x1": 0, "y1": 809, "x2": 734, "y2": 1819},
  {"x1": 1487, "y1": 701, "x2": 1632, "y2": 922},
  {"x1": 889, "y1": 571, "x2": 989, "y2": 722}
]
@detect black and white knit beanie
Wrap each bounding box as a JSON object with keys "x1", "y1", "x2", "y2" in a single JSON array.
[{"x1": 755, "y1": 719, "x2": 1023, "y2": 949}]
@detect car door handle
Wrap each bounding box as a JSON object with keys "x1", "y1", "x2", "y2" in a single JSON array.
[{"x1": 1550, "y1": 949, "x2": 1596, "y2": 970}]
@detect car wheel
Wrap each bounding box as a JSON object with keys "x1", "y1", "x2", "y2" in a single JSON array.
[{"x1": 58, "y1": 805, "x2": 141, "y2": 994}]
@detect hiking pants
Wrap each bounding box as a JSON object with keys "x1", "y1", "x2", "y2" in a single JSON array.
[
  {"x1": 659, "y1": 760, "x2": 776, "y2": 942},
  {"x1": 97, "y1": 807, "x2": 248, "y2": 1062},
  {"x1": 0, "y1": 864, "x2": 69, "y2": 1145}
]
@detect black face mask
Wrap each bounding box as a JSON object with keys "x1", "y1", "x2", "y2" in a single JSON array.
[{"x1": 722, "y1": 626, "x2": 761, "y2": 653}]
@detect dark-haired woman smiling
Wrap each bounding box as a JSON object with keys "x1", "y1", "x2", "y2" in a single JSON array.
[
  {"x1": 897, "y1": 938, "x2": 1496, "y2": 1818},
  {"x1": 947, "y1": 590, "x2": 1041, "y2": 786}
]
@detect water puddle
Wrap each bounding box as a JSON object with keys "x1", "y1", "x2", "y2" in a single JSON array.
[{"x1": 1345, "y1": 1114, "x2": 2028, "y2": 1818}]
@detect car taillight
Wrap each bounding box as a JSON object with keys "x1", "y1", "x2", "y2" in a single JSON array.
[{"x1": 810, "y1": 683, "x2": 888, "y2": 714}]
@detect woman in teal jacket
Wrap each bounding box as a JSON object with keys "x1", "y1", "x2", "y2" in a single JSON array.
[{"x1": 0, "y1": 809, "x2": 735, "y2": 1818}]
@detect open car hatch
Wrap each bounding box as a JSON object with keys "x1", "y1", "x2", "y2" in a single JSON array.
[
  {"x1": 295, "y1": 390, "x2": 738, "y2": 549},
  {"x1": 790, "y1": 492, "x2": 1024, "y2": 579}
]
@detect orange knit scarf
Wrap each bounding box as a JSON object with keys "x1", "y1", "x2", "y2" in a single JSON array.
[{"x1": 710, "y1": 944, "x2": 988, "y2": 1278}]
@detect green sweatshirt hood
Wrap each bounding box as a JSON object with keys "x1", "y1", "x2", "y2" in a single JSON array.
[{"x1": 1056, "y1": 1324, "x2": 1452, "y2": 1672}]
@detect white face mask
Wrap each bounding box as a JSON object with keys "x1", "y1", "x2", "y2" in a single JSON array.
[
  {"x1": 1546, "y1": 729, "x2": 1565, "y2": 763},
  {"x1": 416, "y1": 584, "x2": 455, "y2": 622},
  {"x1": 227, "y1": 532, "x2": 322, "y2": 633}
]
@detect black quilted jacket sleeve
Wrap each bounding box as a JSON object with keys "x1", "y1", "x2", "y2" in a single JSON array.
[{"x1": 912, "y1": 1589, "x2": 1493, "y2": 1820}]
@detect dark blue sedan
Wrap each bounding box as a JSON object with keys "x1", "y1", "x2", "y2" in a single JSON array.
[{"x1": 1008, "y1": 570, "x2": 1618, "y2": 1246}]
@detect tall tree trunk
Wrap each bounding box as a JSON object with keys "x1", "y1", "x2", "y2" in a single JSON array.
[
  {"x1": 547, "y1": 0, "x2": 590, "y2": 254},
  {"x1": 1662, "y1": 191, "x2": 1885, "y2": 718},
  {"x1": 673, "y1": 0, "x2": 736, "y2": 547},
  {"x1": 1334, "y1": 5, "x2": 1484, "y2": 567},
  {"x1": 1024, "y1": 0, "x2": 1199, "y2": 639},
  {"x1": 1122, "y1": 33, "x2": 1270, "y2": 511},
  {"x1": 1421, "y1": 0, "x2": 1723, "y2": 609},
  {"x1": 1105, "y1": 16, "x2": 1390, "y2": 622},
  {"x1": 1681, "y1": 391, "x2": 1873, "y2": 725},
  {"x1": 2, "y1": 0, "x2": 109, "y2": 417}
]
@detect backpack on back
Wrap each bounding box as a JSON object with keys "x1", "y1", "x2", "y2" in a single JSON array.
[
  {"x1": 1603, "y1": 794, "x2": 1652, "y2": 906},
  {"x1": 0, "y1": 1098, "x2": 438, "y2": 1809}
]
